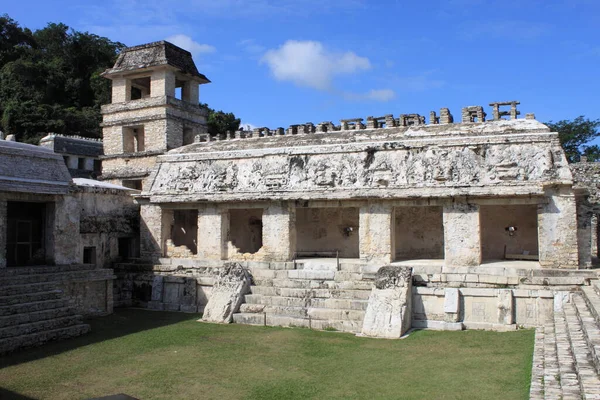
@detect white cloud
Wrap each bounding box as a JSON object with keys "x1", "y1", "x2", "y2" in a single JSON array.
[
  {"x1": 239, "y1": 122, "x2": 258, "y2": 131},
  {"x1": 165, "y1": 34, "x2": 216, "y2": 56},
  {"x1": 238, "y1": 39, "x2": 266, "y2": 54},
  {"x1": 261, "y1": 40, "x2": 371, "y2": 90},
  {"x1": 343, "y1": 89, "x2": 396, "y2": 102}
]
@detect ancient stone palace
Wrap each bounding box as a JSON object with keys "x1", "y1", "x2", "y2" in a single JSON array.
[{"x1": 1, "y1": 40, "x2": 600, "y2": 398}]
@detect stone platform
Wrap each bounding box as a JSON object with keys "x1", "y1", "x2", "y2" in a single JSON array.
[{"x1": 0, "y1": 265, "x2": 114, "y2": 354}]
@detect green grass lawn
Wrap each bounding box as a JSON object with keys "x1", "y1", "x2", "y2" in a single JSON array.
[{"x1": 0, "y1": 309, "x2": 534, "y2": 400}]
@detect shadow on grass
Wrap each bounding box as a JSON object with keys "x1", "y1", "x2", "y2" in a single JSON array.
[
  {"x1": 0, "y1": 308, "x2": 200, "y2": 370},
  {"x1": 0, "y1": 387, "x2": 37, "y2": 400}
]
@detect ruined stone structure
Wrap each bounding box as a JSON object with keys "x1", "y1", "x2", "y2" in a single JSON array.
[
  {"x1": 100, "y1": 41, "x2": 210, "y2": 190},
  {"x1": 0, "y1": 139, "x2": 136, "y2": 353},
  {"x1": 2, "y1": 40, "x2": 600, "y2": 396},
  {"x1": 40, "y1": 134, "x2": 103, "y2": 179}
]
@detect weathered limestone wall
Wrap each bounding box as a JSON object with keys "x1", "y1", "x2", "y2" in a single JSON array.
[
  {"x1": 229, "y1": 208, "x2": 263, "y2": 254},
  {"x1": 480, "y1": 204, "x2": 539, "y2": 260},
  {"x1": 52, "y1": 195, "x2": 81, "y2": 265},
  {"x1": 139, "y1": 203, "x2": 169, "y2": 260},
  {"x1": 0, "y1": 199, "x2": 6, "y2": 268},
  {"x1": 296, "y1": 207, "x2": 359, "y2": 258},
  {"x1": 197, "y1": 206, "x2": 227, "y2": 260},
  {"x1": 443, "y1": 202, "x2": 481, "y2": 266},
  {"x1": 394, "y1": 206, "x2": 444, "y2": 260},
  {"x1": 538, "y1": 186, "x2": 579, "y2": 268},
  {"x1": 413, "y1": 287, "x2": 554, "y2": 329},
  {"x1": 262, "y1": 203, "x2": 296, "y2": 261},
  {"x1": 359, "y1": 203, "x2": 394, "y2": 264},
  {"x1": 172, "y1": 209, "x2": 198, "y2": 254}
]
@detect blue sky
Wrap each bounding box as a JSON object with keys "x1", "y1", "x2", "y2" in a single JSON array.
[{"x1": 4, "y1": 0, "x2": 600, "y2": 130}]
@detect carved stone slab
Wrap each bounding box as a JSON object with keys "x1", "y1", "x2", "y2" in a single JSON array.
[
  {"x1": 149, "y1": 140, "x2": 569, "y2": 201},
  {"x1": 361, "y1": 266, "x2": 412, "y2": 338},
  {"x1": 201, "y1": 263, "x2": 251, "y2": 323}
]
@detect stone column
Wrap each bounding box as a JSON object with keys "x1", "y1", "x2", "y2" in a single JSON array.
[
  {"x1": 53, "y1": 195, "x2": 81, "y2": 265},
  {"x1": 197, "y1": 205, "x2": 227, "y2": 260},
  {"x1": 443, "y1": 202, "x2": 481, "y2": 267},
  {"x1": 139, "y1": 203, "x2": 172, "y2": 261},
  {"x1": 262, "y1": 202, "x2": 296, "y2": 261},
  {"x1": 592, "y1": 215, "x2": 598, "y2": 259},
  {"x1": 538, "y1": 186, "x2": 579, "y2": 268},
  {"x1": 0, "y1": 199, "x2": 6, "y2": 268},
  {"x1": 111, "y1": 77, "x2": 131, "y2": 103},
  {"x1": 359, "y1": 203, "x2": 394, "y2": 264},
  {"x1": 577, "y1": 208, "x2": 592, "y2": 269}
]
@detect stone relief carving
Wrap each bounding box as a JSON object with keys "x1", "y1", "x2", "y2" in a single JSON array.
[{"x1": 151, "y1": 142, "x2": 561, "y2": 195}]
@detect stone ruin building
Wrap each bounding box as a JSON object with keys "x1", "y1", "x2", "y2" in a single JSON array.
[{"x1": 1, "y1": 40, "x2": 600, "y2": 397}]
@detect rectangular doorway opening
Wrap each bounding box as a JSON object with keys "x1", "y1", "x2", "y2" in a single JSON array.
[
  {"x1": 83, "y1": 246, "x2": 97, "y2": 265},
  {"x1": 229, "y1": 209, "x2": 263, "y2": 254},
  {"x1": 295, "y1": 208, "x2": 359, "y2": 258},
  {"x1": 7, "y1": 202, "x2": 47, "y2": 267},
  {"x1": 395, "y1": 206, "x2": 444, "y2": 261},
  {"x1": 480, "y1": 204, "x2": 539, "y2": 261},
  {"x1": 171, "y1": 210, "x2": 198, "y2": 255}
]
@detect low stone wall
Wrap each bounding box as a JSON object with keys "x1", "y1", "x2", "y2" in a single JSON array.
[{"x1": 114, "y1": 258, "x2": 600, "y2": 333}]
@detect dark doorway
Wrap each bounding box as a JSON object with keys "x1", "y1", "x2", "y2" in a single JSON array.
[{"x1": 7, "y1": 202, "x2": 47, "y2": 267}]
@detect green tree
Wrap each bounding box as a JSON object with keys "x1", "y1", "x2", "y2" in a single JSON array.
[
  {"x1": 546, "y1": 116, "x2": 600, "y2": 163},
  {"x1": 0, "y1": 15, "x2": 124, "y2": 142},
  {"x1": 200, "y1": 103, "x2": 241, "y2": 136}
]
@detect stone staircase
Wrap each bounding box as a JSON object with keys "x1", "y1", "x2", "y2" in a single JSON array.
[
  {"x1": 0, "y1": 266, "x2": 94, "y2": 354},
  {"x1": 530, "y1": 280, "x2": 600, "y2": 400},
  {"x1": 233, "y1": 261, "x2": 374, "y2": 333}
]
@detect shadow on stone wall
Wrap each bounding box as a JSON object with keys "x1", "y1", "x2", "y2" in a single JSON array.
[{"x1": 0, "y1": 308, "x2": 197, "y2": 369}]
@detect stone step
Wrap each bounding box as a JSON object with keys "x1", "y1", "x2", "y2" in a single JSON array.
[
  {"x1": 552, "y1": 310, "x2": 582, "y2": 399},
  {"x1": 238, "y1": 304, "x2": 365, "y2": 321},
  {"x1": 249, "y1": 286, "x2": 370, "y2": 300},
  {"x1": 0, "y1": 315, "x2": 83, "y2": 339},
  {"x1": 0, "y1": 282, "x2": 59, "y2": 297},
  {"x1": 582, "y1": 284, "x2": 600, "y2": 324},
  {"x1": 0, "y1": 269, "x2": 111, "y2": 285},
  {"x1": 0, "y1": 290, "x2": 63, "y2": 306},
  {"x1": 278, "y1": 288, "x2": 371, "y2": 300},
  {"x1": 0, "y1": 323, "x2": 90, "y2": 355},
  {"x1": 572, "y1": 294, "x2": 600, "y2": 375},
  {"x1": 232, "y1": 313, "x2": 362, "y2": 333},
  {"x1": 0, "y1": 299, "x2": 71, "y2": 317},
  {"x1": 269, "y1": 279, "x2": 373, "y2": 291},
  {"x1": 0, "y1": 307, "x2": 75, "y2": 328},
  {"x1": 0, "y1": 264, "x2": 96, "y2": 277},
  {"x1": 564, "y1": 297, "x2": 600, "y2": 398},
  {"x1": 244, "y1": 294, "x2": 369, "y2": 311}
]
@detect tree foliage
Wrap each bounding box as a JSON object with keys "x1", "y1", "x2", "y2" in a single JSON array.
[
  {"x1": 546, "y1": 116, "x2": 600, "y2": 163},
  {"x1": 0, "y1": 15, "x2": 124, "y2": 143},
  {"x1": 1, "y1": 15, "x2": 241, "y2": 144},
  {"x1": 200, "y1": 103, "x2": 241, "y2": 136}
]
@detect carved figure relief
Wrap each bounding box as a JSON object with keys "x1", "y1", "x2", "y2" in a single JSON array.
[{"x1": 150, "y1": 141, "x2": 558, "y2": 195}]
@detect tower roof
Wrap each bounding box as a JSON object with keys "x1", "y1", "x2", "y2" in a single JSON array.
[{"x1": 101, "y1": 41, "x2": 210, "y2": 83}]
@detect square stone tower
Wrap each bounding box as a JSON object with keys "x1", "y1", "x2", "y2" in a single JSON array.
[{"x1": 100, "y1": 41, "x2": 210, "y2": 189}]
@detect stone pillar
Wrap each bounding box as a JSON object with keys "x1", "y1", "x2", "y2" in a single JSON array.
[
  {"x1": 444, "y1": 288, "x2": 460, "y2": 322},
  {"x1": 140, "y1": 203, "x2": 172, "y2": 261},
  {"x1": 443, "y1": 202, "x2": 481, "y2": 267},
  {"x1": 0, "y1": 199, "x2": 6, "y2": 268},
  {"x1": 538, "y1": 186, "x2": 579, "y2": 268},
  {"x1": 111, "y1": 78, "x2": 131, "y2": 103},
  {"x1": 359, "y1": 203, "x2": 394, "y2": 264},
  {"x1": 151, "y1": 69, "x2": 176, "y2": 98},
  {"x1": 197, "y1": 206, "x2": 227, "y2": 260},
  {"x1": 592, "y1": 215, "x2": 598, "y2": 259},
  {"x1": 53, "y1": 195, "x2": 81, "y2": 265},
  {"x1": 262, "y1": 202, "x2": 296, "y2": 261},
  {"x1": 576, "y1": 207, "x2": 592, "y2": 269},
  {"x1": 497, "y1": 289, "x2": 514, "y2": 325}
]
